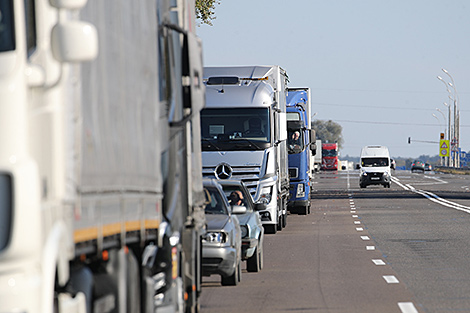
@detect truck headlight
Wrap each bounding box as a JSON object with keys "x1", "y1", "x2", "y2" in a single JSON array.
[
  {"x1": 296, "y1": 183, "x2": 305, "y2": 198},
  {"x1": 361, "y1": 172, "x2": 368, "y2": 176},
  {"x1": 258, "y1": 186, "x2": 272, "y2": 204},
  {"x1": 203, "y1": 232, "x2": 227, "y2": 243}
]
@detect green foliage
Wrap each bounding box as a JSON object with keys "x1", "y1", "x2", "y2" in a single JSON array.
[
  {"x1": 195, "y1": 0, "x2": 220, "y2": 26},
  {"x1": 311, "y1": 120, "x2": 344, "y2": 150}
]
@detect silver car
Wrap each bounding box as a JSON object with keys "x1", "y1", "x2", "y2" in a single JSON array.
[
  {"x1": 218, "y1": 180, "x2": 265, "y2": 272},
  {"x1": 202, "y1": 179, "x2": 244, "y2": 286}
]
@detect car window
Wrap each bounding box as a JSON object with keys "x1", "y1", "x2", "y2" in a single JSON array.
[
  {"x1": 203, "y1": 187, "x2": 228, "y2": 215},
  {"x1": 220, "y1": 185, "x2": 252, "y2": 210}
]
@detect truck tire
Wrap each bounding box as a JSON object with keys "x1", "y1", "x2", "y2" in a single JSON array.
[
  {"x1": 277, "y1": 216, "x2": 283, "y2": 231},
  {"x1": 299, "y1": 205, "x2": 308, "y2": 215}
]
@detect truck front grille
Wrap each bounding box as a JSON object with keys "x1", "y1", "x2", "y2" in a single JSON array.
[{"x1": 202, "y1": 165, "x2": 261, "y2": 196}]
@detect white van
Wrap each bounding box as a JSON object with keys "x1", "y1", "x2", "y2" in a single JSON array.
[{"x1": 359, "y1": 146, "x2": 392, "y2": 188}]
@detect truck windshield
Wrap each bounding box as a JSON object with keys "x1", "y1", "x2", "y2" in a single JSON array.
[
  {"x1": 200, "y1": 108, "x2": 271, "y2": 151},
  {"x1": 361, "y1": 157, "x2": 389, "y2": 167},
  {"x1": 322, "y1": 149, "x2": 337, "y2": 157},
  {"x1": 0, "y1": 0, "x2": 15, "y2": 52}
]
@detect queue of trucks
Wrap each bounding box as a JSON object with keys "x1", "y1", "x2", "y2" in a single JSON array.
[
  {"x1": 0, "y1": 1, "x2": 336, "y2": 312},
  {"x1": 1, "y1": 0, "x2": 205, "y2": 312}
]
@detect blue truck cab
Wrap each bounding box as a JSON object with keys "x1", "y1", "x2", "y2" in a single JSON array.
[{"x1": 286, "y1": 88, "x2": 316, "y2": 215}]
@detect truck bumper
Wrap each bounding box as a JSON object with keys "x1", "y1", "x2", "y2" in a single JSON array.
[{"x1": 288, "y1": 199, "x2": 310, "y2": 208}]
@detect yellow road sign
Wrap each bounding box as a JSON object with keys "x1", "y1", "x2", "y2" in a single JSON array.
[{"x1": 440, "y1": 139, "x2": 450, "y2": 157}]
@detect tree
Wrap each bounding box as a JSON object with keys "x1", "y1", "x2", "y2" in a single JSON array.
[
  {"x1": 195, "y1": 0, "x2": 221, "y2": 26},
  {"x1": 311, "y1": 120, "x2": 344, "y2": 150}
]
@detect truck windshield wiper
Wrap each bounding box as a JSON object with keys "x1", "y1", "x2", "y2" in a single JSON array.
[
  {"x1": 235, "y1": 138, "x2": 262, "y2": 150},
  {"x1": 202, "y1": 138, "x2": 222, "y2": 151}
]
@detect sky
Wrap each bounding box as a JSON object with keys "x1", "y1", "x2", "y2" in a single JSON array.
[{"x1": 196, "y1": 0, "x2": 470, "y2": 159}]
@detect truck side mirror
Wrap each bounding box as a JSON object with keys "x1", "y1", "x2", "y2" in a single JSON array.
[{"x1": 310, "y1": 143, "x2": 317, "y2": 154}]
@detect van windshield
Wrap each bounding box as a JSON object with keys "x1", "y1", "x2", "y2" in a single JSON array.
[{"x1": 361, "y1": 157, "x2": 389, "y2": 167}]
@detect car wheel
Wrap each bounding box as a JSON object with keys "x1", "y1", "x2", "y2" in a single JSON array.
[
  {"x1": 259, "y1": 241, "x2": 264, "y2": 270},
  {"x1": 221, "y1": 262, "x2": 239, "y2": 286},
  {"x1": 360, "y1": 184, "x2": 366, "y2": 188},
  {"x1": 247, "y1": 246, "x2": 260, "y2": 272},
  {"x1": 237, "y1": 260, "x2": 242, "y2": 282}
]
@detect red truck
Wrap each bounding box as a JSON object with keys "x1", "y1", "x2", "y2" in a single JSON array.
[{"x1": 321, "y1": 143, "x2": 339, "y2": 170}]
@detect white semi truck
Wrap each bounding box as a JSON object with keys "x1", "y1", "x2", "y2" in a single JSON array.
[
  {"x1": 200, "y1": 66, "x2": 290, "y2": 234},
  {"x1": 0, "y1": 0, "x2": 205, "y2": 312}
]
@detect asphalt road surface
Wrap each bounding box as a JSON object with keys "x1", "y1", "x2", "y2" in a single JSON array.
[{"x1": 199, "y1": 169, "x2": 470, "y2": 313}]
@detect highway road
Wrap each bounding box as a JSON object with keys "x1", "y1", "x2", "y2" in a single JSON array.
[{"x1": 199, "y1": 169, "x2": 470, "y2": 313}]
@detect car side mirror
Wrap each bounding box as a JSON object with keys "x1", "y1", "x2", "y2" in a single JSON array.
[
  {"x1": 254, "y1": 202, "x2": 267, "y2": 211},
  {"x1": 231, "y1": 205, "x2": 247, "y2": 214}
]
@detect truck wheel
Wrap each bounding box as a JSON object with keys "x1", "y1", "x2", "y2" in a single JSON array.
[
  {"x1": 282, "y1": 213, "x2": 287, "y2": 228},
  {"x1": 307, "y1": 203, "x2": 311, "y2": 214},
  {"x1": 299, "y1": 205, "x2": 308, "y2": 215},
  {"x1": 360, "y1": 184, "x2": 366, "y2": 188},
  {"x1": 277, "y1": 216, "x2": 283, "y2": 231}
]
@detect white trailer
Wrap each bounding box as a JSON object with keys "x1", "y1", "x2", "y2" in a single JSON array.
[
  {"x1": 313, "y1": 139, "x2": 322, "y2": 172},
  {"x1": 0, "y1": 0, "x2": 205, "y2": 312}
]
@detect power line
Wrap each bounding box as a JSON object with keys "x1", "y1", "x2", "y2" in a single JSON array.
[
  {"x1": 332, "y1": 119, "x2": 470, "y2": 127},
  {"x1": 313, "y1": 102, "x2": 470, "y2": 112}
]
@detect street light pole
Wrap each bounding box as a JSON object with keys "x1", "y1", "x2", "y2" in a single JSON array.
[
  {"x1": 442, "y1": 69, "x2": 460, "y2": 167},
  {"x1": 437, "y1": 75, "x2": 455, "y2": 167},
  {"x1": 443, "y1": 102, "x2": 451, "y2": 166}
]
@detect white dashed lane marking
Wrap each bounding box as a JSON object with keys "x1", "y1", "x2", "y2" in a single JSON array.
[
  {"x1": 398, "y1": 302, "x2": 419, "y2": 313},
  {"x1": 383, "y1": 275, "x2": 399, "y2": 284},
  {"x1": 349, "y1": 194, "x2": 417, "y2": 313},
  {"x1": 372, "y1": 259, "x2": 386, "y2": 265}
]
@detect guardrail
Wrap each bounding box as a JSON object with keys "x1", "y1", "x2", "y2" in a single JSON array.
[{"x1": 434, "y1": 166, "x2": 470, "y2": 175}]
